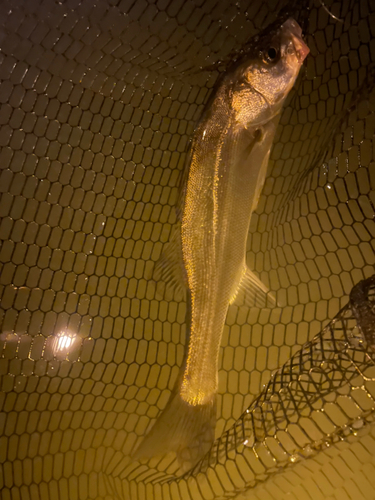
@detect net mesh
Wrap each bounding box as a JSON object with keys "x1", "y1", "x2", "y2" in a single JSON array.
[{"x1": 0, "y1": 0, "x2": 375, "y2": 499}]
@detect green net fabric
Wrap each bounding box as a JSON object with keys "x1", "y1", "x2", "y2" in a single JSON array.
[{"x1": 0, "y1": 0, "x2": 375, "y2": 499}]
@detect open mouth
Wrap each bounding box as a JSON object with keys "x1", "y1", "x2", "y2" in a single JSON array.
[{"x1": 291, "y1": 33, "x2": 310, "y2": 62}]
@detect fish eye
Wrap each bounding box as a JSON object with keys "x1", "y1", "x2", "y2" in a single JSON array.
[{"x1": 264, "y1": 46, "x2": 279, "y2": 63}]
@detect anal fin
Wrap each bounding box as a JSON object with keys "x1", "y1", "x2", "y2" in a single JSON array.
[{"x1": 230, "y1": 265, "x2": 276, "y2": 308}]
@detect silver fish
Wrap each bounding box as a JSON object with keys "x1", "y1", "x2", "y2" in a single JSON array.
[{"x1": 133, "y1": 17, "x2": 309, "y2": 471}]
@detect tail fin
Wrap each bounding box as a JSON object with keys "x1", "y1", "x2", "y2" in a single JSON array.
[{"x1": 132, "y1": 389, "x2": 216, "y2": 473}]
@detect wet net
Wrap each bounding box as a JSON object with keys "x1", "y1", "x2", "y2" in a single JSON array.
[{"x1": 0, "y1": 0, "x2": 375, "y2": 499}]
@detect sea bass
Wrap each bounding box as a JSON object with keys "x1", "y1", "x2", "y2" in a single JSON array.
[{"x1": 133, "y1": 17, "x2": 309, "y2": 471}]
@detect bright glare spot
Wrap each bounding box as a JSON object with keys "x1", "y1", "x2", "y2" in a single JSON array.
[
  {"x1": 243, "y1": 439, "x2": 248, "y2": 446},
  {"x1": 0, "y1": 332, "x2": 18, "y2": 342},
  {"x1": 54, "y1": 332, "x2": 76, "y2": 354}
]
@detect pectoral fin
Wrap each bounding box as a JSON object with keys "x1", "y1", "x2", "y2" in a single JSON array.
[
  {"x1": 230, "y1": 265, "x2": 276, "y2": 308},
  {"x1": 233, "y1": 127, "x2": 263, "y2": 170}
]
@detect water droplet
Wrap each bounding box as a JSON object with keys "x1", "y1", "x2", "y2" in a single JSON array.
[{"x1": 352, "y1": 418, "x2": 363, "y2": 429}]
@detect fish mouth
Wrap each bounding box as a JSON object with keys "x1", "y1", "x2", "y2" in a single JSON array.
[
  {"x1": 282, "y1": 18, "x2": 310, "y2": 63},
  {"x1": 291, "y1": 33, "x2": 310, "y2": 62}
]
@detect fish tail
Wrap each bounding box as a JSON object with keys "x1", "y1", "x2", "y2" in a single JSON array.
[{"x1": 132, "y1": 389, "x2": 216, "y2": 472}]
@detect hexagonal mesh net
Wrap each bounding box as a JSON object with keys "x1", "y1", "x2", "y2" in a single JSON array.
[{"x1": 0, "y1": 0, "x2": 375, "y2": 499}]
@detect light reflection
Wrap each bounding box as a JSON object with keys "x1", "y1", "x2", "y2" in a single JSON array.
[
  {"x1": 0, "y1": 332, "x2": 19, "y2": 342},
  {"x1": 54, "y1": 332, "x2": 76, "y2": 355}
]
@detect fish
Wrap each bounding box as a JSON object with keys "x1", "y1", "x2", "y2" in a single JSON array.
[{"x1": 132, "y1": 17, "x2": 309, "y2": 472}]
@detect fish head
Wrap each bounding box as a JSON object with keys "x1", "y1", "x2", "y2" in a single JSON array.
[{"x1": 232, "y1": 18, "x2": 309, "y2": 126}]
